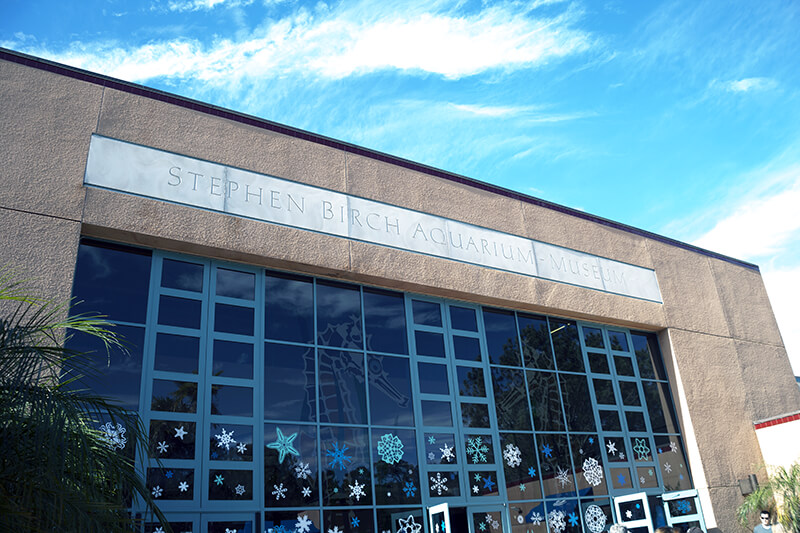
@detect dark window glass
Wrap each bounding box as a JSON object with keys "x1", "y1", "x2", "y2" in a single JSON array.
[
  {"x1": 625, "y1": 411, "x2": 647, "y2": 432},
  {"x1": 266, "y1": 512, "x2": 321, "y2": 533},
  {"x1": 412, "y1": 300, "x2": 442, "y2": 327},
  {"x1": 642, "y1": 381, "x2": 679, "y2": 434},
  {"x1": 324, "y1": 509, "x2": 373, "y2": 530},
  {"x1": 428, "y1": 470, "x2": 460, "y2": 497},
  {"x1": 368, "y1": 354, "x2": 414, "y2": 426},
  {"x1": 468, "y1": 469, "x2": 499, "y2": 497},
  {"x1": 158, "y1": 295, "x2": 201, "y2": 329},
  {"x1": 453, "y1": 335, "x2": 481, "y2": 361},
  {"x1": 319, "y1": 426, "x2": 372, "y2": 506},
  {"x1": 449, "y1": 306, "x2": 478, "y2": 331},
  {"x1": 593, "y1": 379, "x2": 616, "y2": 405},
  {"x1": 421, "y1": 401, "x2": 453, "y2": 427},
  {"x1": 550, "y1": 319, "x2": 583, "y2": 372},
  {"x1": 570, "y1": 434, "x2": 608, "y2": 497},
  {"x1": 214, "y1": 303, "x2": 254, "y2": 336},
  {"x1": 154, "y1": 332, "x2": 200, "y2": 374},
  {"x1": 210, "y1": 384, "x2": 253, "y2": 417},
  {"x1": 216, "y1": 268, "x2": 255, "y2": 300},
  {"x1": 462, "y1": 403, "x2": 491, "y2": 428},
  {"x1": 604, "y1": 436, "x2": 627, "y2": 463},
  {"x1": 151, "y1": 379, "x2": 197, "y2": 413},
  {"x1": 146, "y1": 468, "x2": 195, "y2": 501},
  {"x1": 376, "y1": 509, "x2": 426, "y2": 533},
  {"x1": 209, "y1": 423, "x2": 253, "y2": 462},
  {"x1": 72, "y1": 239, "x2": 152, "y2": 323},
  {"x1": 317, "y1": 280, "x2": 362, "y2": 349},
  {"x1": 654, "y1": 435, "x2": 692, "y2": 490},
  {"x1": 264, "y1": 424, "x2": 319, "y2": 507},
  {"x1": 418, "y1": 362, "x2": 449, "y2": 395},
  {"x1": 483, "y1": 308, "x2": 521, "y2": 366},
  {"x1": 631, "y1": 332, "x2": 667, "y2": 380},
  {"x1": 608, "y1": 331, "x2": 629, "y2": 352},
  {"x1": 372, "y1": 428, "x2": 420, "y2": 505},
  {"x1": 527, "y1": 371, "x2": 565, "y2": 432},
  {"x1": 424, "y1": 433, "x2": 457, "y2": 465},
  {"x1": 599, "y1": 410, "x2": 621, "y2": 432},
  {"x1": 614, "y1": 355, "x2": 635, "y2": 377},
  {"x1": 318, "y1": 350, "x2": 367, "y2": 425},
  {"x1": 161, "y1": 258, "x2": 204, "y2": 292},
  {"x1": 491, "y1": 367, "x2": 531, "y2": 430},
  {"x1": 212, "y1": 340, "x2": 253, "y2": 379},
  {"x1": 518, "y1": 314, "x2": 554, "y2": 370},
  {"x1": 264, "y1": 343, "x2": 316, "y2": 422},
  {"x1": 456, "y1": 366, "x2": 486, "y2": 397},
  {"x1": 588, "y1": 352, "x2": 610, "y2": 374},
  {"x1": 415, "y1": 331, "x2": 445, "y2": 357},
  {"x1": 499, "y1": 433, "x2": 543, "y2": 500},
  {"x1": 65, "y1": 325, "x2": 145, "y2": 411},
  {"x1": 619, "y1": 381, "x2": 641, "y2": 406},
  {"x1": 364, "y1": 288, "x2": 408, "y2": 354},
  {"x1": 149, "y1": 420, "x2": 196, "y2": 459},
  {"x1": 265, "y1": 271, "x2": 314, "y2": 344},
  {"x1": 464, "y1": 434, "x2": 494, "y2": 464},
  {"x1": 583, "y1": 327, "x2": 604, "y2": 349},
  {"x1": 537, "y1": 434, "x2": 575, "y2": 498},
  {"x1": 208, "y1": 469, "x2": 252, "y2": 501},
  {"x1": 559, "y1": 373, "x2": 596, "y2": 432}
]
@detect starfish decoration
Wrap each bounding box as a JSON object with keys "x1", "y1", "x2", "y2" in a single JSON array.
[{"x1": 267, "y1": 427, "x2": 300, "y2": 463}]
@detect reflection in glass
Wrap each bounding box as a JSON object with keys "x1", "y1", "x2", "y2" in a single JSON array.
[
  {"x1": 418, "y1": 362, "x2": 449, "y2": 395},
  {"x1": 158, "y1": 295, "x2": 202, "y2": 329},
  {"x1": 264, "y1": 423, "x2": 318, "y2": 507},
  {"x1": 625, "y1": 411, "x2": 647, "y2": 432},
  {"x1": 491, "y1": 367, "x2": 531, "y2": 430},
  {"x1": 317, "y1": 280, "x2": 362, "y2": 349},
  {"x1": 421, "y1": 401, "x2": 453, "y2": 427},
  {"x1": 593, "y1": 379, "x2": 616, "y2": 405},
  {"x1": 161, "y1": 258, "x2": 203, "y2": 292},
  {"x1": 372, "y1": 428, "x2": 420, "y2": 505},
  {"x1": 424, "y1": 433, "x2": 457, "y2": 465},
  {"x1": 453, "y1": 335, "x2": 481, "y2": 361},
  {"x1": 519, "y1": 314, "x2": 554, "y2": 370},
  {"x1": 214, "y1": 303, "x2": 254, "y2": 336},
  {"x1": 614, "y1": 355, "x2": 635, "y2": 377},
  {"x1": 632, "y1": 332, "x2": 666, "y2": 380},
  {"x1": 538, "y1": 434, "x2": 575, "y2": 499},
  {"x1": 368, "y1": 354, "x2": 414, "y2": 426},
  {"x1": 151, "y1": 379, "x2": 197, "y2": 413},
  {"x1": 461, "y1": 403, "x2": 491, "y2": 428},
  {"x1": 213, "y1": 339, "x2": 253, "y2": 379},
  {"x1": 550, "y1": 319, "x2": 583, "y2": 372},
  {"x1": 364, "y1": 288, "x2": 408, "y2": 354},
  {"x1": 154, "y1": 333, "x2": 199, "y2": 374},
  {"x1": 265, "y1": 511, "x2": 321, "y2": 533},
  {"x1": 560, "y1": 373, "x2": 596, "y2": 432},
  {"x1": 588, "y1": 352, "x2": 610, "y2": 374},
  {"x1": 599, "y1": 410, "x2": 621, "y2": 432},
  {"x1": 569, "y1": 433, "x2": 608, "y2": 497},
  {"x1": 619, "y1": 381, "x2": 641, "y2": 406},
  {"x1": 449, "y1": 305, "x2": 478, "y2": 331},
  {"x1": 500, "y1": 432, "x2": 543, "y2": 500},
  {"x1": 457, "y1": 366, "x2": 486, "y2": 397},
  {"x1": 415, "y1": 331, "x2": 445, "y2": 357},
  {"x1": 265, "y1": 343, "x2": 316, "y2": 422},
  {"x1": 546, "y1": 499, "x2": 582, "y2": 533},
  {"x1": 412, "y1": 300, "x2": 442, "y2": 326},
  {"x1": 608, "y1": 331, "x2": 629, "y2": 352},
  {"x1": 216, "y1": 268, "x2": 255, "y2": 300},
  {"x1": 149, "y1": 419, "x2": 196, "y2": 460},
  {"x1": 208, "y1": 468, "x2": 252, "y2": 500},
  {"x1": 483, "y1": 308, "x2": 521, "y2": 366},
  {"x1": 211, "y1": 384, "x2": 253, "y2": 417},
  {"x1": 320, "y1": 426, "x2": 372, "y2": 506},
  {"x1": 583, "y1": 327, "x2": 604, "y2": 349},
  {"x1": 146, "y1": 467, "x2": 194, "y2": 500},
  {"x1": 265, "y1": 271, "x2": 314, "y2": 343},
  {"x1": 318, "y1": 350, "x2": 367, "y2": 425},
  {"x1": 642, "y1": 381, "x2": 679, "y2": 434},
  {"x1": 603, "y1": 436, "x2": 627, "y2": 463},
  {"x1": 527, "y1": 371, "x2": 565, "y2": 432},
  {"x1": 209, "y1": 423, "x2": 253, "y2": 461}
]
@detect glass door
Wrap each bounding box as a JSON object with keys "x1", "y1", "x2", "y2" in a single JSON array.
[
  {"x1": 613, "y1": 492, "x2": 653, "y2": 533},
  {"x1": 662, "y1": 490, "x2": 706, "y2": 532},
  {"x1": 429, "y1": 503, "x2": 452, "y2": 533}
]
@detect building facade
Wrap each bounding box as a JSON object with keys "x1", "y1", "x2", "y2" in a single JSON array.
[{"x1": 2, "y1": 48, "x2": 799, "y2": 533}]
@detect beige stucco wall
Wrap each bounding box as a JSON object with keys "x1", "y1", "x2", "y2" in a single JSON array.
[{"x1": 2, "y1": 53, "x2": 799, "y2": 532}]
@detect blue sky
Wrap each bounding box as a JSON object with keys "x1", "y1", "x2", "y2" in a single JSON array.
[{"x1": 3, "y1": 0, "x2": 799, "y2": 373}]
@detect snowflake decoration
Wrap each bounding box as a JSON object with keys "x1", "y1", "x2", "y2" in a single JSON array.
[
  {"x1": 398, "y1": 515, "x2": 422, "y2": 533},
  {"x1": 528, "y1": 466, "x2": 537, "y2": 477},
  {"x1": 472, "y1": 485, "x2": 479, "y2": 493},
  {"x1": 428, "y1": 452, "x2": 436, "y2": 461},
  {"x1": 588, "y1": 437, "x2": 594, "y2": 444},
  {"x1": 178, "y1": 481, "x2": 189, "y2": 492},
  {"x1": 351, "y1": 517, "x2": 360, "y2": 527},
  {"x1": 174, "y1": 425, "x2": 187, "y2": 440},
  {"x1": 273, "y1": 527, "x2": 288, "y2": 533},
  {"x1": 503, "y1": 443, "x2": 522, "y2": 468},
  {"x1": 582, "y1": 457, "x2": 604, "y2": 486},
  {"x1": 430, "y1": 472, "x2": 449, "y2": 495},
  {"x1": 670, "y1": 441, "x2": 678, "y2": 453},
  {"x1": 377, "y1": 433, "x2": 405, "y2": 464},
  {"x1": 99, "y1": 422, "x2": 127, "y2": 450},
  {"x1": 466, "y1": 437, "x2": 489, "y2": 463},
  {"x1": 541, "y1": 443, "x2": 553, "y2": 458},
  {"x1": 548, "y1": 510, "x2": 566, "y2": 533},
  {"x1": 633, "y1": 438, "x2": 651, "y2": 460},
  {"x1": 531, "y1": 512, "x2": 543, "y2": 526},
  {"x1": 348, "y1": 480, "x2": 366, "y2": 501},
  {"x1": 483, "y1": 475, "x2": 496, "y2": 492},
  {"x1": 152, "y1": 485, "x2": 163, "y2": 498},
  {"x1": 226, "y1": 529, "x2": 237, "y2": 533},
  {"x1": 428, "y1": 435, "x2": 436, "y2": 444},
  {"x1": 492, "y1": 520, "x2": 500, "y2": 530},
  {"x1": 272, "y1": 483, "x2": 287, "y2": 500},
  {"x1": 155, "y1": 528, "x2": 164, "y2": 533},
  {"x1": 302, "y1": 486, "x2": 312, "y2": 497},
  {"x1": 267, "y1": 427, "x2": 299, "y2": 463},
  {"x1": 403, "y1": 481, "x2": 417, "y2": 497},
  {"x1": 568, "y1": 513, "x2": 579, "y2": 527},
  {"x1": 664, "y1": 462, "x2": 672, "y2": 473},
  {"x1": 625, "y1": 510, "x2": 632, "y2": 519},
  {"x1": 606, "y1": 441, "x2": 617, "y2": 455},
  {"x1": 215, "y1": 428, "x2": 237, "y2": 451},
  {"x1": 676, "y1": 500, "x2": 692, "y2": 514},
  {"x1": 556, "y1": 466, "x2": 572, "y2": 487},
  {"x1": 485, "y1": 513, "x2": 493, "y2": 524},
  {"x1": 295, "y1": 461, "x2": 312, "y2": 479},
  {"x1": 619, "y1": 452, "x2": 626, "y2": 460},
  {"x1": 479, "y1": 523, "x2": 486, "y2": 531},
  {"x1": 214, "y1": 474, "x2": 224, "y2": 485},
  {"x1": 235, "y1": 484, "x2": 246, "y2": 496},
  {"x1": 520, "y1": 483, "x2": 526, "y2": 492},
  {"x1": 156, "y1": 441, "x2": 169, "y2": 454},
  {"x1": 584, "y1": 505, "x2": 607, "y2": 533},
  {"x1": 326, "y1": 441, "x2": 353, "y2": 471},
  {"x1": 617, "y1": 473, "x2": 627, "y2": 486},
  {"x1": 328, "y1": 527, "x2": 342, "y2": 533},
  {"x1": 439, "y1": 443, "x2": 455, "y2": 462},
  {"x1": 164, "y1": 470, "x2": 173, "y2": 479},
  {"x1": 648, "y1": 469, "x2": 654, "y2": 476},
  {"x1": 236, "y1": 442, "x2": 247, "y2": 454},
  {"x1": 295, "y1": 515, "x2": 313, "y2": 533}
]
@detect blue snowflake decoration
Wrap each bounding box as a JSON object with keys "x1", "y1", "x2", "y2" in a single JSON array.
[
  {"x1": 267, "y1": 427, "x2": 300, "y2": 464},
  {"x1": 528, "y1": 466, "x2": 537, "y2": 477},
  {"x1": 377, "y1": 433, "x2": 404, "y2": 464},
  {"x1": 676, "y1": 500, "x2": 692, "y2": 515},
  {"x1": 482, "y1": 475, "x2": 496, "y2": 491},
  {"x1": 351, "y1": 517, "x2": 360, "y2": 527},
  {"x1": 326, "y1": 441, "x2": 353, "y2": 471},
  {"x1": 403, "y1": 481, "x2": 417, "y2": 497},
  {"x1": 588, "y1": 437, "x2": 594, "y2": 444},
  {"x1": 274, "y1": 526, "x2": 289, "y2": 533},
  {"x1": 541, "y1": 444, "x2": 553, "y2": 458},
  {"x1": 164, "y1": 470, "x2": 174, "y2": 479},
  {"x1": 428, "y1": 435, "x2": 436, "y2": 444},
  {"x1": 568, "y1": 513, "x2": 579, "y2": 526},
  {"x1": 617, "y1": 473, "x2": 626, "y2": 486}
]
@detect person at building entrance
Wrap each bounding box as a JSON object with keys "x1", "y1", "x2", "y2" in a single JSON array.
[{"x1": 754, "y1": 510, "x2": 782, "y2": 533}]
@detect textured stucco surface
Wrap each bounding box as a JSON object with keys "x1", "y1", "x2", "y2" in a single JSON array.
[{"x1": 2, "y1": 54, "x2": 799, "y2": 531}]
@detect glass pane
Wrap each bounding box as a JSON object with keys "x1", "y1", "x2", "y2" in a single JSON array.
[
  {"x1": 318, "y1": 350, "x2": 367, "y2": 425},
  {"x1": 519, "y1": 313, "x2": 554, "y2": 370},
  {"x1": 324, "y1": 509, "x2": 373, "y2": 531},
  {"x1": 583, "y1": 327, "x2": 604, "y2": 349},
  {"x1": 368, "y1": 354, "x2": 415, "y2": 427},
  {"x1": 320, "y1": 426, "x2": 372, "y2": 506},
  {"x1": 209, "y1": 520, "x2": 253, "y2": 533},
  {"x1": 546, "y1": 500, "x2": 582, "y2": 533},
  {"x1": 630, "y1": 437, "x2": 653, "y2": 463},
  {"x1": 464, "y1": 434, "x2": 494, "y2": 464},
  {"x1": 484, "y1": 308, "x2": 521, "y2": 366},
  {"x1": 421, "y1": 400, "x2": 453, "y2": 427},
  {"x1": 149, "y1": 419, "x2": 196, "y2": 460},
  {"x1": 511, "y1": 502, "x2": 548, "y2": 533},
  {"x1": 570, "y1": 434, "x2": 608, "y2": 497},
  {"x1": 631, "y1": 332, "x2": 667, "y2": 380},
  {"x1": 415, "y1": 331, "x2": 445, "y2": 357},
  {"x1": 655, "y1": 436, "x2": 692, "y2": 490},
  {"x1": 642, "y1": 381, "x2": 679, "y2": 434},
  {"x1": 491, "y1": 367, "x2": 531, "y2": 430},
  {"x1": 453, "y1": 335, "x2": 481, "y2": 361},
  {"x1": 418, "y1": 362, "x2": 449, "y2": 395},
  {"x1": 449, "y1": 305, "x2": 478, "y2": 331},
  {"x1": 372, "y1": 428, "x2": 420, "y2": 505},
  {"x1": 588, "y1": 352, "x2": 610, "y2": 374},
  {"x1": 599, "y1": 410, "x2": 621, "y2": 432},
  {"x1": 377, "y1": 509, "x2": 425, "y2": 533},
  {"x1": 208, "y1": 468, "x2": 253, "y2": 500},
  {"x1": 264, "y1": 343, "x2": 316, "y2": 422},
  {"x1": 364, "y1": 288, "x2": 408, "y2": 354},
  {"x1": 579, "y1": 499, "x2": 613, "y2": 533},
  {"x1": 316, "y1": 280, "x2": 362, "y2": 349},
  {"x1": 211, "y1": 384, "x2": 253, "y2": 417},
  {"x1": 72, "y1": 239, "x2": 152, "y2": 323},
  {"x1": 603, "y1": 436, "x2": 628, "y2": 463},
  {"x1": 527, "y1": 371, "x2": 565, "y2": 432},
  {"x1": 468, "y1": 469, "x2": 500, "y2": 497},
  {"x1": 147, "y1": 467, "x2": 194, "y2": 501},
  {"x1": 500, "y1": 432, "x2": 543, "y2": 500},
  {"x1": 214, "y1": 303, "x2": 254, "y2": 336},
  {"x1": 619, "y1": 381, "x2": 641, "y2": 406},
  {"x1": 625, "y1": 411, "x2": 647, "y2": 432},
  {"x1": 461, "y1": 403, "x2": 491, "y2": 428},
  {"x1": 212, "y1": 339, "x2": 253, "y2": 379},
  {"x1": 154, "y1": 333, "x2": 199, "y2": 374},
  {"x1": 550, "y1": 319, "x2": 583, "y2": 372},
  {"x1": 610, "y1": 468, "x2": 633, "y2": 490},
  {"x1": 593, "y1": 379, "x2": 616, "y2": 405},
  {"x1": 158, "y1": 295, "x2": 201, "y2": 329},
  {"x1": 559, "y1": 373, "x2": 596, "y2": 432},
  {"x1": 456, "y1": 366, "x2": 486, "y2": 397},
  {"x1": 265, "y1": 511, "x2": 321, "y2": 533},
  {"x1": 216, "y1": 267, "x2": 255, "y2": 300},
  {"x1": 265, "y1": 271, "x2": 314, "y2": 344},
  {"x1": 471, "y1": 509, "x2": 504, "y2": 532},
  {"x1": 614, "y1": 356, "x2": 635, "y2": 377},
  {"x1": 412, "y1": 299, "x2": 442, "y2": 326},
  {"x1": 428, "y1": 470, "x2": 460, "y2": 497},
  {"x1": 209, "y1": 423, "x2": 253, "y2": 461},
  {"x1": 161, "y1": 258, "x2": 203, "y2": 292},
  {"x1": 264, "y1": 423, "x2": 318, "y2": 507},
  {"x1": 151, "y1": 379, "x2": 197, "y2": 413},
  {"x1": 423, "y1": 433, "x2": 457, "y2": 465},
  {"x1": 538, "y1": 434, "x2": 575, "y2": 498},
  {"x1": 608, "y1": 331, "x2": 629, "y2": 352}
]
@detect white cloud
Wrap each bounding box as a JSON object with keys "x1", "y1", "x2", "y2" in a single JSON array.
[
  {"x1": 713, "y1": 77, "x2": 778, "y2": 93},
  {"x1": 166, "y1": 0, "x2": 253, "y2": 12},
  {"x1": 763, "y1": 268, "x2": 800, "y2": 375},
  {"x1": 14, "y1": 1, "x2": 592, "y2": 83}
]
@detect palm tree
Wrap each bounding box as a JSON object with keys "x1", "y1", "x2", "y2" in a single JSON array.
[
  {"x1": 737, "y1": 462, "x2": 800, "y2": 533},
  {"x1": 0, "y1": 270, "x2": 169, "y2": 532}
]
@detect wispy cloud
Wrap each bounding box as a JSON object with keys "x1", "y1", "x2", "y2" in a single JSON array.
[
  {"x1": 711, "y1": 77, "x2": 778, "y2": 93},
  {"x1": 449, "y1": 103, "x2": 594, "y2": 123},
  {"x1": 9, "y1": 1, "x2": 593, "y2": 83},
  {"x1": 763, "y1": 268, "x2": 800, "y2": 374},
  {"x1": 165, "y1": 0, "x2": 253, "y2": 12}
]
